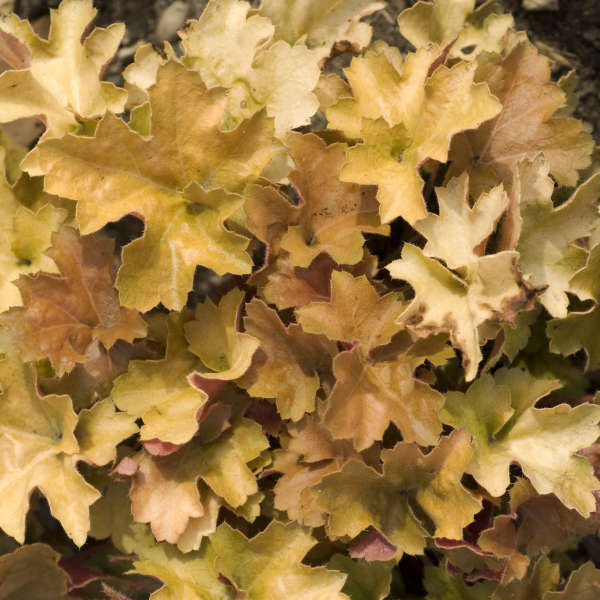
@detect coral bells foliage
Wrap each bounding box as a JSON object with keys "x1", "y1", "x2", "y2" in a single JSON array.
[{"x1": 2, "y1": 1, "x2": 600, "y2": 599}]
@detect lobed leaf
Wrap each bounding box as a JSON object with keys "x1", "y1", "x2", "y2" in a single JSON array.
[
  {"x1": 185, "y1": 288, "x2": 260, "y2": 381},
  {"x1": 0, "y1": 351, "x2": 100, "y2": 546},
  {"x1": 517, "y1": 171, "x2": 600, "y2": 317},
  {"x1": 238, "y1": 299, "x2": 336, "y2": 421},
  {"x1": 387, "y1": 243, "x2": 536, "y2": 380},
  {"x1": 323, "y1": 346, "x2": 444, "y2": 450},
  {"x1": 181, "y1": 0, "x2": 321, "y2": 135},
  {"x1": 441, "y1": 368, "x2": 600, "y2": 514},
  {"x1": 110, "y1": 313, "x2": 207, "y2": 445},
  {"x1": 315, "y1": 430, "x2": 481, "y2": 557},
  {"x1": 37, "y1": 61, "x2": 277, "y2": 310},
  {"x1": 1, "y1": 227, "x2": 146, "y2": 375},
  {"x1": 0, "y1": 0, "x2": 126, "y2": 139},
  {"x1": 210, "y1": 521, "x2": 348, "y2": 599},
  {"x1": 296, "y1": 270, "x2": 405, "y2": 349},
  {"x1": 449, "y1": 40, "x2": 594, "y2": 194},
  {"x1": 131, "y1": 536, "x2": 235, "y2": 600},
  {"x1": 1, "y1": 0, "x2": 600, "y2": 596},
  {"x1": 329, "y1": 42, "x2": 501, "y2": 223},
  {"x1": 398, "y1": 0, "x2": 514, "y2": 61}
]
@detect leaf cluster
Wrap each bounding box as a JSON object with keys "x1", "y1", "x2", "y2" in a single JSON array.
[{"x1": 0, "y1": 0, "x2": 599, "y2": 598}]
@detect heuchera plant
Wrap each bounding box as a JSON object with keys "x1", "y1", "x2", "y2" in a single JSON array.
[{"x1": 0, "y1": 0, "x2": 600, "y2": 597}]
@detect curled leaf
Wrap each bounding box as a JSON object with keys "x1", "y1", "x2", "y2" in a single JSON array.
[{"x1": 185, "y1": 288, "x2": 259, "y2": 381}]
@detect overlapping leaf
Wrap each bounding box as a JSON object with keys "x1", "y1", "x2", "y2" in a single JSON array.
[
  {"x1": 441, "y1": 368, "x2": 600, "y2": 514},
  {"x1": 131, "y1": 534, "x2": 235, "y2": 600},
  {"x1": 237, "y1": 299, "x2": 336, "y2": 421},
  {"x1": 180, "y1": 0, "x2": 321, "y2": 135},
  {"x1": 0, "y1": 350, "x2": 100, "y2": 546},
  {"x1": 322, "y1": 345, "x2": 444, "y2": 450},
  {"x1": 398, "y1": 0, "x2": 514, "y2": 60},
  {"x1": 0, "y1": 145, "x2": 66, "y2": 311},
  {"x1": 414, "y1": 173, "x2": 508, "y2": 270},
  {"x1": 210, "y1": 521, "x2": 348, "y2": 599},
  {"x1": 517, "y1": 170, "x2": 600, "y2": 317},
  {"x1": 327, "y1": 42, "x2": 501, "y2": 223},
  {"x1": 296, "y1": 271, "x2": 405, "y2": 348},
  {"x1": 0, "y1": 0, "x2": 126, "y2": 139},
  {"x1": 1, "y1": 0, "x2": 600, "y2": 596},
  {"x1": 1, "y1": 227, "x2": 146, "y2": 375},
  {"x1": 448, "y1": 40, "x2": 594, "y2": 194},
  {"x1": 259, "y1": 0, "x2": 384, "y2": 55},
  {"x1": 185, "y1": 288, "x2": 259, "y2": 380},
  {"x1": 245, "y1": 164, "x2": 382, "y2": 308},
  {"x1": 315, "y1": 430, "x2": 481, "y2": 557},
  {"x1": 110, "y1": 313, "x2": 208, "y2": 445},
  {"x1": 245, "y1": 132, "x2": 387, "y2": 269},
  {"x1": 478, "y1": 515, "x2": 530, "y2": 582},
  {"x1": 37, "y1": 60, "x2": 278, "y2": 310},
  {"x1": 254, "y1": 253, "x2": 335, "y2": 309},
  {"x1": 272, "y1": 414, "x2": 357, "y2": 527},
  {"x1": 492, "y1": 556, "x2": 560, "y2": 600},
  {"x1": 436, "y1": 513, "x2": 530, "y2": 584},
  {"x1": 387, "y1": 176, "x2": 537, "y2": 380},
  {"x1": 127, "y1": 418, "x2": 267, "y2": 546},
  {"x1": 509, "y1": 477, "x2": 598, "y2": 555},
  {"x1": 75, "y1": 398, "x2": 138, "y2": 466},
  {"x1": 280, "y1": 132, "x2": 388, "y2": 266},
  {"x1": 546, "y1": 226, "x2": 600, "y2": 364},
  {"x1": 122, "y1": 42, "x2": 170, "y2": 109}
]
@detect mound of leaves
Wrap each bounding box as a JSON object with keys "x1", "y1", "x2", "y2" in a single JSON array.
[{"x1": 1, "y1": 0, "x2": 600, "y2": 598}]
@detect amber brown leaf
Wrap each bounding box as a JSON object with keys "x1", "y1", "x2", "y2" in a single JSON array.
[{"x1": 1, "y1": 227, "x2": 146, "y2": 375}]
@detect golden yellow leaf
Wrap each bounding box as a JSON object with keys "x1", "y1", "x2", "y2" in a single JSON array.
[
  {"x1": 185, "y1": 288, "x2": 259, "y2": 380},
  {"x1": 37, "y1": 61, "x2": 278, "y2": 310},
  {"x1": 0, "y1": 0, "x2": 126, "y2": 138}
]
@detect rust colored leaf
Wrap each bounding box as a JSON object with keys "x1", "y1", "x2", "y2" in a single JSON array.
[{"x1": 1, "y1": 227, "x2": 146, "y2": 375}]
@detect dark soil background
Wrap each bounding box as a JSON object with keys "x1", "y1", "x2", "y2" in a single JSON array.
[{"x1": 9, "y1": 0, "x2": 600, "y2": 141}]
